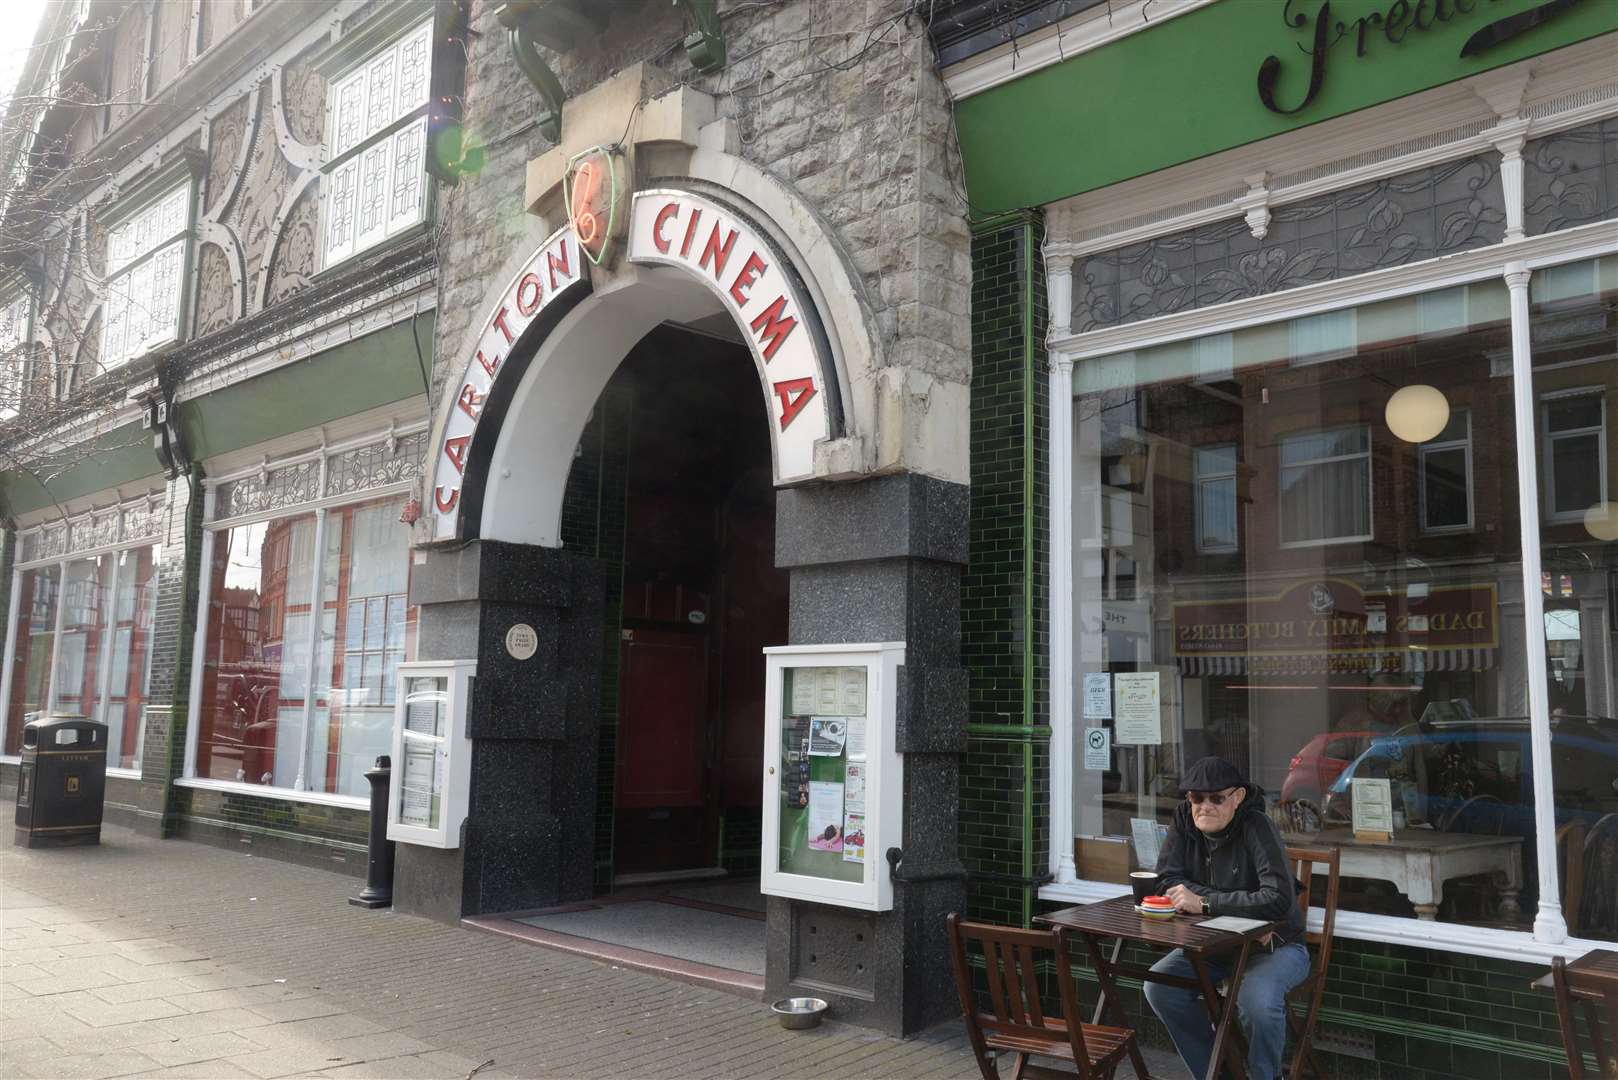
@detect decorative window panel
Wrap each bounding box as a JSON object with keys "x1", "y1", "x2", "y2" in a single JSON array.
[
  {"x1": 1524, "y1": 117, "x2": 1618, "y2": 237},
  {"x1": 16, "y1": 495, "x2": 165, "y2": 567},
  {"x1": 214, "y1": 459, "x2": 322, "y2": 521},
  {"x1": 1070, "y1": 153, "x2": 1507, "y2": 335},
  {"x1": 103, "y1": 183, "x2": 191, "y2": 369},
  {"x1": 324, "y1": 430, "x2": 428, "y2": 498},
  {"x1": 322, "y1": 21, "x2": 432, "y2": 267}
]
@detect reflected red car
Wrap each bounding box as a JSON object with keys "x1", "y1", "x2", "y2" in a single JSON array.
[{"x1": 1280, "y1": 732, "x2": 1376, "y2": 805}]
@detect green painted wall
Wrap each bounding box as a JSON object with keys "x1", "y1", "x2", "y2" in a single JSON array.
[
  {"x1": 0, "y1": 424, "x2": 162, "y2": 518},
  {"x1": 0, "y1": 316, "x2": 433, "y2": 519},
  {"x1": 176, "y1": 315, "x2": 433, "y2": 460},
  {"x1": 955, "y1": 0, "x2": 1618, "y2": 211}
]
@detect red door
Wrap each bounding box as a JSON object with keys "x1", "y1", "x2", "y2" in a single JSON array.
[{"x1": 615, "y1": 628, "x2": 710, "y2": 874}]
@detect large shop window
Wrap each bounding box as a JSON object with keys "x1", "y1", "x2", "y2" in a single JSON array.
[
  {"x1": 194, "y1": 494, "x2": 416, "y2": 798},
  {"x1": 2, "y1": 541, "x2": 158, "y2": 770},
  {"x1": 1068, "y1": 276, "x2": 1560, "y2": 930},
  {"x1": 102, "y1": 183, "x2": 191, "y2": 370},
  {"x1": 1532, "y1": 258, "x2": 1618, "y2": 939},
  {"x1": 321, "y1": 20, "x2": 431, "y2": 267}
]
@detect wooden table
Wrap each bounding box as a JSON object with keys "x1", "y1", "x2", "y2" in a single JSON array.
[
  {"x1": 1285, "y1": 827, "x2": 1522, "y2": 920},
  {"x1": 1036, "y1": 894, "x2": 1277, "y2": 1080}
]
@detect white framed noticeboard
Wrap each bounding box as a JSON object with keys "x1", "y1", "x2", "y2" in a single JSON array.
[
  {"x1": 761, "y1": 642, "x2": 905, "y2": 913},
  {"x1": 387, "y1": 660, "x2": 477, "y2": 849}
]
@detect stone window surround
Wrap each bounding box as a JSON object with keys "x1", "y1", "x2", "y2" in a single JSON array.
[
  {"x1": 178, "y1": 419, "x2": 427, "y2": 809},
  {"x1": 0, "y1": 488, "x2": 168, "y2": 776},
  {"x1": 1042, "y1": 226, "x2": 1617, "y2": 967}
]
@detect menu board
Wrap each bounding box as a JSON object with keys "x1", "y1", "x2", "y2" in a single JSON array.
[{"x1": 778, "y1": 665, "x2": 867, "y2": 882}]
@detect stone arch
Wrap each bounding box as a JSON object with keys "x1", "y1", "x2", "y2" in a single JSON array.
[{"x1": 424, "y1": 179, "x2": 873, "y2": 548}]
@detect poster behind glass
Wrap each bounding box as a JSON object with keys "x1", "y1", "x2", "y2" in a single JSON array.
[
  {"x1": 778, "y1": 666, "x2": 868, "y2": 882},
  {"x1": 398, "y1": 675, "x2": 446, "y2": 830}
]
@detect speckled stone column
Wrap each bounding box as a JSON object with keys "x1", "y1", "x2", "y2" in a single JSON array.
[
  {"x1": 396, "y1": 540, "x2": 603, "y2": 923},
  {"x1": 768, "y1": 473, "x2": 969, "y2": 1036}
]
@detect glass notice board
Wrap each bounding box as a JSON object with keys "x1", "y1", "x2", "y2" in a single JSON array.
[
  {"x1": 388, "y1": 660, "x2": 475, "y2": 848},
  {"x1": 777, "y1": 666, "x2": 868, "y2": 884},
  {"x1": 762, "y1": 643, "x2": 903, "y2": 912}
]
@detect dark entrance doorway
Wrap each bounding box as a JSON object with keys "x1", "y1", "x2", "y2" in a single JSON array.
[{"x1": 605, "y1": 323, "x2": 787, "y2": 883}]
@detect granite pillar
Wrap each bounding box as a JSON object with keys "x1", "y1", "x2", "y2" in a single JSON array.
[
  {"x1": 395, "y1": 540, "x2": 603, "y2": 923},
  {"x1": 768, "y1": 472, "x2": 969, "y2": 1036}
]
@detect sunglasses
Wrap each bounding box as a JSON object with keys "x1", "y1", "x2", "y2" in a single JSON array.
[{"x1": 1187, "y1": 790, "x2": 1235, "y2": 807}]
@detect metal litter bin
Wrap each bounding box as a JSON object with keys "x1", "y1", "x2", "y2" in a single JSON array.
[{"x1": 14, "y1": 715, "x2": 107, "y2": 848}]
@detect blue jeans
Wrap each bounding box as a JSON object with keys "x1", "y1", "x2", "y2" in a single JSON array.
[{"x1": 1142, "y1": 943, "x2": 1310, "y2": 1080}]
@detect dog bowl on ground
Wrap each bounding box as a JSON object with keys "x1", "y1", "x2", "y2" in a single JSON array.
[{"x1": 771, "y1": 997, "x2": 829, "y2": 1030}]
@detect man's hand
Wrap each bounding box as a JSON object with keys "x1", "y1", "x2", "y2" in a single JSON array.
[{"x1": 1165, "y1": 884, "x2": 1203, "y2": 914}]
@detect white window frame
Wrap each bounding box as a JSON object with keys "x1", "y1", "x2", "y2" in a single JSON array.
[
  {"x1": 1043, "y1": 216, "x2": 1616, "y2": 964},
  {"x1": 319, "y1": 19, "x2": 432, "y2": 269},
  {"x1": 181, "y1": 422, "x2": 428, "y2": 809},
  {"x1": 1276, "y1": 424, "x2": 1374, "y2": 548},
  {"x1": 1541, "y1": 387, "x2": 1607, "y2": 525},
  {"x1": 1418, "y1": 407, "x2": 1474, "y2": 535},
  {"x1": 1192, "y1": 443, "x2": 1237, "y2": 554},
  {"x1": 101, "y1": 180, "x2": 194, "y2": 372},
  {"x1": 0, "y1": 498, "x2": 166, "y2": 777}
]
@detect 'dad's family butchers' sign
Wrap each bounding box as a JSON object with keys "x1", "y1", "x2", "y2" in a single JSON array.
[{"x1": 1173, "y1": 578, "x2": 1498, "y2": 657}]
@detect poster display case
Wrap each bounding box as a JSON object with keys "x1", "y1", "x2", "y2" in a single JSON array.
[
  {"x1": 387, "y1": 660, "x2": 476, "y2": 849},
  {"x1": 761, "y1": 642, "x2": 905, "y2": 912}
]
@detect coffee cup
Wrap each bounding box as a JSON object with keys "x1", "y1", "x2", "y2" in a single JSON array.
[{"x1": 1130, "y1": 871, "x2": 1160, "y2": 903}]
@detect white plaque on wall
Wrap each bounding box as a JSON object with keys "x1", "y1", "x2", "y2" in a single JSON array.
[{"x1": 505, "y1": 623, "x2": 538, "y2": 661}]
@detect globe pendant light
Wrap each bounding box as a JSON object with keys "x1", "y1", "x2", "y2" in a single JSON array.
[
  {"x1": 1385, "y1": 384, "x2": 1450, "y2": 443},
  {"x1": 1587, "y1": 501, "x2": 1618, "y2": 542}
]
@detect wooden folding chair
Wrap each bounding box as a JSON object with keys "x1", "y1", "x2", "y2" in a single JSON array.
[
  {"x1": 1550, "y1": 955, "x2": 1618, "y2": 1079},
  {"x1": 947, "y1": 913, "x2": 1137, "y2": 1080},
  {"x1": 1284, "y1": 844, "x2": 1341, "y2": 1080}
]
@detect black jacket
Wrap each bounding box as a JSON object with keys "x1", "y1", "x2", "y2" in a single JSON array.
[{"x1": 1155, "y1": 784, "x2": 1307, "y2": 946}]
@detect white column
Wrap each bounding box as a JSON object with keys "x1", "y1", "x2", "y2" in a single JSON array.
[
  {"x1": 183, "y1": 499, "x2": 216, "y2": 781},
  {"x1": 0, "y1": 567, "x2": 23, "y2": 746},
  {"x1": 293, "y1": 507, "x2": 328, "y2": 792},
  {"x1": 1046, "y1": 250, "x2": 1077, "y2": 884},
  {"x1": 1506, "y1": 260, "x2": 1567, "y2": 945},
  {"x1": 94, "y1": 554, "x2": 120, "y2": 762}
]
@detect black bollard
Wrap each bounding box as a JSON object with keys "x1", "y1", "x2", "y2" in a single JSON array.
[{"x1": 348, "y1": 755, "x2": 395, "y2": 909}]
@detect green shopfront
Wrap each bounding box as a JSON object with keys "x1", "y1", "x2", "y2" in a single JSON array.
[{"x1": 942, "y1": 0, "x2": 1618, "y2": 1076}]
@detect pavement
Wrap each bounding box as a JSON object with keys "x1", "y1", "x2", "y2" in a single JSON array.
[{"x1": 0, "y1": 824, "x2": 1186, "y2": 1079}]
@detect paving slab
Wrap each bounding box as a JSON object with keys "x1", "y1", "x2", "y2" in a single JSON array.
[{"x1": 3, "y1": 824, "x2": 1186, "y2": 1079}]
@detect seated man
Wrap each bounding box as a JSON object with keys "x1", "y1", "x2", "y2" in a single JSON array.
[{"x1": 1145, "y1": 756, "x2": 1309, "y2": 1080}]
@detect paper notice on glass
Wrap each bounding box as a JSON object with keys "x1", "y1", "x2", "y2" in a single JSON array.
[
  {"x1": 1113, "y1": 672, "x2": 1162, "y2": 745},
  {"x1": 404, "y1": 683, "x2": 444, "y2": 736},
  {"x1": 844, "y1": 761, "x2": 867, "y2": 811},
  {"x1": 844, "y1": 717, "x2": 867, "y2": 759},
  {"x1": 840, "y1": 668, "x2": 867, "y2": 716},
  {"x1": 808, "y1": 717, "x2": 848, "y2": 756},
  {"x1": 1083, "y1": 726, "x2": 1111, "y2": 771},
  {"x1": 399, "y1": 741, "x2": 439, "y2": 829},
  {"x1": 1351, "y1": 778, "x2": 1395, "y2": 839},
  {"x1": 817, "y1": 669, "x2": 841, "y2": 712},
  {"x1": 1130, "y1": 817, "x2": 1168, "y2": 870},
  {"x1": 1083, "y1": 673, "x2": 1112, "y2": 719},
  {"x1": 808, "y1": 781, "x2": 844, "y2": 851},
  {"x1": 791, "y1": 668, "x2": 819, "y2": 716},
  {"x1": 842, "y1": 812, "x2": 866, "y2": 863}
]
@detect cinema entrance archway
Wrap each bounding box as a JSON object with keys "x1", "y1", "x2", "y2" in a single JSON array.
[{"x1": 400, "y1": 182, "x2": 967, "y2": 1036}]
